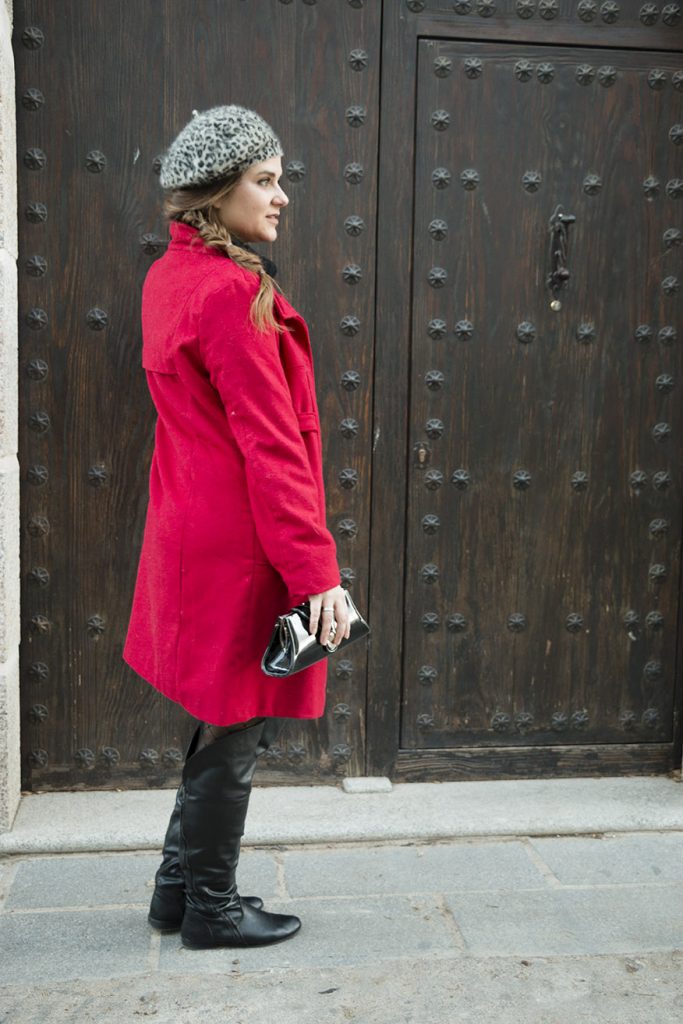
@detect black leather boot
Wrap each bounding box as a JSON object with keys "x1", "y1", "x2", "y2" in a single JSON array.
[
  {"x1": 148, "y1": 724, "x2": 265, "y2": 932},
  {"x1": 148, "y1": 782, "x2": 190, "y2": 931},
  {"x1": 178, "y1": 716, "x2": 300, "y2": 950}
]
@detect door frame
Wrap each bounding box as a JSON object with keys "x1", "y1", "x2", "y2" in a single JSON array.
[{"x1": 366, "y1": 3, "x2": 683, "y2": 780}]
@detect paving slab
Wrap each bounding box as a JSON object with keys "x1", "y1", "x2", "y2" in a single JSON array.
[
  {"x1": 158, "y1": 895, "x2": 462, "y2": 973},
  {"x1": 446, "y1": 884, "x2": 683, "y2": 956},
  {"x1": 4, "y1": 852, "x2": 160, "y2": 910},
  {"x1": 529, "y1": 832, "x2": 683, "y2": 886},
  {"x1": 3, "y1": 848, "x2": 281, "y2": 911},
  {"x1": 1, "y1": 775, "x2": 682, "y2": 854},
  {"x1": 0, "y1": 909, "x2": 153, "y2": 983},
  {"x1": 283, "y1": 837, "x2": 546, "y2": 897}
]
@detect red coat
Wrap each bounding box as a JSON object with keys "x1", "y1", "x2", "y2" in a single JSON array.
[{"x1": 122, "y1": 220, "x2": 341, "y2": 725}]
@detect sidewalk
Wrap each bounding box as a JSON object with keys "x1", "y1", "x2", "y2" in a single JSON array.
[
  {"x1": 1, "y1": 831, "x2": 683, "y2": 1023},
  {"x1": 1, "y1": 776, "x2": 683, "y2": 1022}
]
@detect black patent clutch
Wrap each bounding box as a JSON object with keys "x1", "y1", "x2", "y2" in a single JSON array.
[{"x1": 261, "y1": 590, "x2": 370, "y2": 677}]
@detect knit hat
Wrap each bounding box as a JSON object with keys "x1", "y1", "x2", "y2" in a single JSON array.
[{"x1": 159, "y1": 104, "x2": 284, "y2": 190}]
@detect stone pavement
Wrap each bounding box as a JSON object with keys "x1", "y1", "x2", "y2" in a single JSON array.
[{"x1": 1, "y1": 831, "x2": 683, "y2": 1023}]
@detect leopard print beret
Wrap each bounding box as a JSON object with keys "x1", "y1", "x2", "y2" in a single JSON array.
[{"x1": 159, "y1": 104, "x2": 284, "y2": 189}]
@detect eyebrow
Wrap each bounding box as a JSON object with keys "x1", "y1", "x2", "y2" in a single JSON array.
[{"x1": 256, "y1": 170, "x2": 280, "y2": 179}]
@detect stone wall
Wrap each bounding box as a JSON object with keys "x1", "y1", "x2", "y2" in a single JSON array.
[{"x1": 0, "y1": 0, "x2": 20, "y2": 832}]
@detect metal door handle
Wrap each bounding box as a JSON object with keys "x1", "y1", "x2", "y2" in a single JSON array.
[{"x1": 547, "y1": 205, "x2": 576, "y2": 310}]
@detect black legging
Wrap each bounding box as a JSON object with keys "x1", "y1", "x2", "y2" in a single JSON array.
[{"x1": 194, "y1": 716, "x2": 266, "y2": 755}]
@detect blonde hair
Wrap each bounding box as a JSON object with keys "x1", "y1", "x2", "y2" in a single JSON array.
[{"x1": 162, "y1": 172, "x2": 285, "y2": 335}]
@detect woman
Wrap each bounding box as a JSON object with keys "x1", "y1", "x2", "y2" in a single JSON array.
[{"x1": 122, "y1": 105, "x2": 350, "y2": 950}]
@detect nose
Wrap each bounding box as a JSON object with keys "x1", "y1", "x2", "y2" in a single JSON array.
[{"x1": 274, "y1": 184, "x2": 289, "y2": 207}]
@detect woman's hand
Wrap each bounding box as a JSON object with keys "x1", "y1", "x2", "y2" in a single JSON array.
[{"x1": 308, "y1": 584, "x2": 351, "y2": 645}]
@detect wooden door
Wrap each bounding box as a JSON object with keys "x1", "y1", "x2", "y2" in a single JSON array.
[
  {"x1": 15, "y1": 0, "x2": 379, "y2": 790},
  {"x1": 368, "y1": 3, "x2": 683, "y2": 779},
  {"x1": 15, "y1": 0, "x2": 683, "y2": 790}
]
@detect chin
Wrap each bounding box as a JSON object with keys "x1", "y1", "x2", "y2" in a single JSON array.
[{"x1": 252, "y1": 226, "x2": 277, "y2": 242}]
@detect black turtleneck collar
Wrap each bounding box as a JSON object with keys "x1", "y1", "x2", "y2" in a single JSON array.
[{"x1": 232, "y1": 237, "x2": 277, "y2": 279}]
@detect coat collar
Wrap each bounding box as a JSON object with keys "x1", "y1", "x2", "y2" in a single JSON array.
[
  {"x1": 168, "y1": 220, "x2": 223, "y2": 254},
  {"x1": 166, "y1": 221, "x2": 306, "y2": 347}
]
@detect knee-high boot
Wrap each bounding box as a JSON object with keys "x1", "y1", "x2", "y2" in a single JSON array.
[
  {"x1": 147, "y1": 725, "x2": 201, "y2": 931},
  {"x1": 147, "y1": 719, "x2": 282, "y2": 931},
  {"x1": 147, "y1": 777, "x2": 190, "y2": 931},
  {"x1": 178, "y1": 716, "x2": 299, "y2": 949}
]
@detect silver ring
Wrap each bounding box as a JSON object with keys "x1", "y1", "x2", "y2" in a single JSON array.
[{"x1": 322, "y1": 606, "x2": 335, "y2": 611}]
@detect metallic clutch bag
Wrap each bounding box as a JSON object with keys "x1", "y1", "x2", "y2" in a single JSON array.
[{"x1": 261, "y1": 590, "x2": 370, "y2": 677}]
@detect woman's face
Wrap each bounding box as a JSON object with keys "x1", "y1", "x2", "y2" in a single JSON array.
[{"x1": 212, "y1": 156, "x2": 289, "y2": 243}]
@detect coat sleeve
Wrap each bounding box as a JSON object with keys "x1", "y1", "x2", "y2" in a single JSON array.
[{"x1": 198, "y1": 274, "x2": 341, "y2": 599}]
